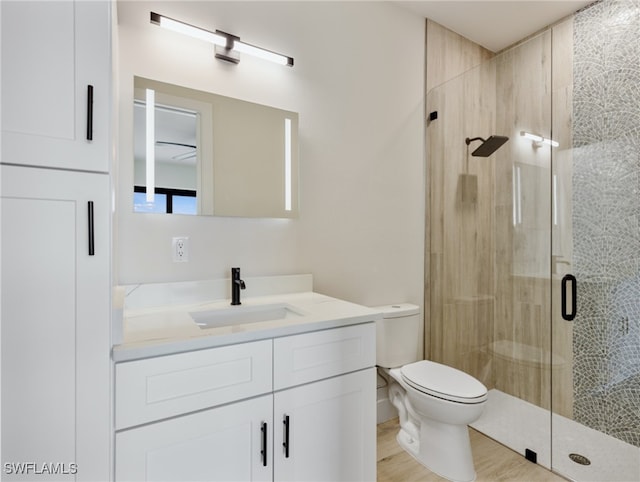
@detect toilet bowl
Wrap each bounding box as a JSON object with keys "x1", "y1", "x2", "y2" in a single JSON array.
[{"x1": 375, "y1": 304, "x2": 487, "y2": 482}]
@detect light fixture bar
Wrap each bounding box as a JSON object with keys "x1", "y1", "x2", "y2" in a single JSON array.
[
  {"x1": 520, "y1": 130, "x2": 559, "y2": 147},
  {"x1": 234, "y1": 40, "x2": 294, "y2": 67},
  {"x1": 151, "y1": 12, "x2": 227, "y2": 46},
  {"x1": 150, "y1": 12, "x2": 294, "y2": 67},
  {"x1": 145, "y1": 88, "x2": 156, "y2": 204}
]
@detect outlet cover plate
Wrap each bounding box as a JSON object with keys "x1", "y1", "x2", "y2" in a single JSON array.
[{"x1": 172, "y1": 237, "x2": 189, "y2": 262}]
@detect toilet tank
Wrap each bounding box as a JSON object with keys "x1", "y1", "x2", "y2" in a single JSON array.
[{"x1": 373, "y1": 303, "x2": 421, "y2": 368}]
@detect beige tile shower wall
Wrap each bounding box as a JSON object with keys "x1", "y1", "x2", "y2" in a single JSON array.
[
  {"x1": 493, "y1": 31, "x2": 553, "y2": 409},
  {"x1": 426, "y1": 20, "x2": 494, "y2": 92},
  {"x1": 427, "y1": 17, "x2": 575, "y2": 415},
  {"x1": 425, "y1": 19, "x2": 495, "y2": 374},
  {"x1": 491, "y1": 22, "x2": 574, "y2": 415}
]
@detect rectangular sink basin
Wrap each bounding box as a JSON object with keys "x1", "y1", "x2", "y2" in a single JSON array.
[{"x1": 190, "y1": 303, "x2": 303, "y2": 329}]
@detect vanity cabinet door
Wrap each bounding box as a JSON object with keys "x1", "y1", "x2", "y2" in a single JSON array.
[
  {"x1": 273, "y1": 368, "x2": 376, "y2": 482},
  {"x1": 1, "y1": 165, "x2": 111, "y2": 481},
  {"x1": 115, "y1": 339, "x2": 272, "y2": 430},
  {"x1": 1, "y1": 0, "x2": 111, "y2": 172},
  {"x1": 273, "y1": 323, "x2": 376, "y2": 390},
  {"x1": 115, "y1": 395, "x2": 273, "y2": 482}
]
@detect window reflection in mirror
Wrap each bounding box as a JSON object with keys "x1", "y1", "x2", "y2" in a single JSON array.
[{"x1": 132, "y1": 77, "x2": 299, "y2": 218}]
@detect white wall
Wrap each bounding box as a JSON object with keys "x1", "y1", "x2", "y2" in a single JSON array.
[{"x1": 117, "y1": 1, "x2": 425, "y2": 315}]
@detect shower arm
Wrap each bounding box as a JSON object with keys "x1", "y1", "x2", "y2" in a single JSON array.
[{"x1": 465, "y1": 137, "x2": 486, "y2": 145}]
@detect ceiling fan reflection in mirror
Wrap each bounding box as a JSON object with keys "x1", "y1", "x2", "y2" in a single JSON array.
[
  {"x1": 133, "y1": 100, "x2": 198, "y2": 166},
  {"x1": 155, "y1": 140, "x2": 197, "y2": 162}
]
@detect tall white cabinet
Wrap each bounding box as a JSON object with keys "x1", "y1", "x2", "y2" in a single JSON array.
[{"x1": 1, "y1": 1, "x2": 112, "y2": 480}]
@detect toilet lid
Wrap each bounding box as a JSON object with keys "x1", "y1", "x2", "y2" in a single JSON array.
[{"x1": 401, "y1": 360, "x2": 487, "y2": 404}]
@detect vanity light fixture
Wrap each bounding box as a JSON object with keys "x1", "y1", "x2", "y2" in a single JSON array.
[
  {"x1": 150, "y1": 12, "x2": 294, "y2": 67},
  {"x1": 521, "y1": 131, "x2": 559, "y2": 148}
]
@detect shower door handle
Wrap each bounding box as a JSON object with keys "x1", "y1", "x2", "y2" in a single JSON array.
[{"x1": 561, "y1": 274, "x2": 577, "y2": 321}]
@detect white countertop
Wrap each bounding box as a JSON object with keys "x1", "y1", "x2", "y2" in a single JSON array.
[{"x1": 113, "y1": 291, "x2": 381, "y2": 362}]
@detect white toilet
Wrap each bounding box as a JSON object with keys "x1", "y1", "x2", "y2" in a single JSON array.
[{"x1": 375, "y1": 304, "x2": 488, "y2": 482}]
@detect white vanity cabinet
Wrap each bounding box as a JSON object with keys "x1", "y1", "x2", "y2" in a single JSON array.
[
  {"x1": 272, "y1": 323, "x2": 377, "y2": 481},
  {"x1": 114, "y1": 323, "x2": 376, "y2": 481},
  {"x1": 1, "y1": 0, "x2": 111, "y2": 172}
]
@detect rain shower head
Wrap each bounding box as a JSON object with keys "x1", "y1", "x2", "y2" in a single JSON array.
[{"x1": 465, "y1": 135, "x2": 509, "y2": 157}]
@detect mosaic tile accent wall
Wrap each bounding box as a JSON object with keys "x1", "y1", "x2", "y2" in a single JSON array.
[{"x1": 573, "y1": 0, "x2": 640, "y2": 447}]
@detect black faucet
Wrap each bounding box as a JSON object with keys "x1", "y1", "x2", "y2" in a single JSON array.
[{"x1": 230, "y1": 267, "x2": 246, "y2": 305}]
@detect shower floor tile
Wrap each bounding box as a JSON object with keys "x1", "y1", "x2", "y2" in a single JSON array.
[{"x1": 471, "y1": 389, "x2": 640, "y2": 481}]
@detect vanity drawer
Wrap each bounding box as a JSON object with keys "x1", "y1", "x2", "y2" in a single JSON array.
[
  {"x1": 273, "y1": 323, "x2": 375, "y2": 390},
  {"x1": 115, "y1": 340, "x2": 272, "y2": 429}
]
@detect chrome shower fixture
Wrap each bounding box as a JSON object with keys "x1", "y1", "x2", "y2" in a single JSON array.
[{"x1": 465, "y1": 135, "x2": 509, "y2": 157}]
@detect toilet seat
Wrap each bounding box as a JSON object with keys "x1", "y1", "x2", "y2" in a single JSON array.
[{"x1": 401, "y1": 360, "x2": 487, "y2": 404}]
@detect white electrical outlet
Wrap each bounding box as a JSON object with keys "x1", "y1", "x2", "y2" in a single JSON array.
[{"x1": 172, "y1": 237, "x2": 189, "y2": 262}]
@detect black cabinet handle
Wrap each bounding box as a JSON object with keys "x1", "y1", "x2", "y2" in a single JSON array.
[
  {"x1": 561, "y1": 274, "x2": 576, "y2": 321},
  {"x1": 260, "y1": 422, "x2": 268, "y2": 467},
  {"x1": 283, "y1": 415, "x2": 290, "y2": 458},
  {"x1": 88, "y1": 201, "x2": 95, "y2": 256},
  {"x1": 86, "y1": 85, "x2": 94, "y2": 141}
]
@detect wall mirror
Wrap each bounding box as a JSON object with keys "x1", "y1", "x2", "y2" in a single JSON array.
[{"x1": 133, "y1": 76, "x2": 299, "y2": 218}]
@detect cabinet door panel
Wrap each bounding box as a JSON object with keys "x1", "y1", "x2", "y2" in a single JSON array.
[
  {"x1": 116, "y1": 395, "x2": 272, "y2": 482},
  {"x1": 1, "y1": 0, "x2": 111, "y2": 172},
  {"x1": 273, "y1": 323, "x2": 376, "y2": 390},
  {"x1": 1, "y1": 198, "x2": 76, "y2": 480},
  {"x1": 1, "y1": 165, "x2": 111, "y2": 481},
  {"x1": 274, "y1": 368, "x2": 376, "y2": 482},
  {"x1": 1, "y1": 1, "x2": 75, "y2": 140},
  {"x1": 115, "y1": 340, "x2": 272, "y2": 429}
]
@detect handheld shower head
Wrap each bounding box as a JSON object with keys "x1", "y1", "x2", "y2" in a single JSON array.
[{"x1": 465, "y1": 135, "x2": 509, "y2": 157}]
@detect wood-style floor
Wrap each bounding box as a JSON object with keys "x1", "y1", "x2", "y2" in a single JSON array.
[{"x1": 377, "y1": 418, "x2": 566, "y2": 481}]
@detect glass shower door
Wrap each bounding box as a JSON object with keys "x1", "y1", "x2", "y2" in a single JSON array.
[{"x1": 549, "y1": 3, "x2": 640, "y2": 480}]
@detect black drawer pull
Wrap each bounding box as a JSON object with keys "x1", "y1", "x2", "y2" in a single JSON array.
[
  {"x1": 283, "y1": 415, "x2": 290, "y2": 458},
  {"x1": 88, "y1": 201, "x2": 95, "y2": 256},
  {"x1": 260, "y1": 422, "x2": 268, "y2": 467},
  {"x1": 86, "y1": 84, "x2": 94, "y2": 141}
]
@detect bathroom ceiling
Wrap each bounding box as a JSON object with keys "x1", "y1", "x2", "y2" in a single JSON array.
[{"x1": 396, "y1": 1, "x2": 594, "y2": 52}]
